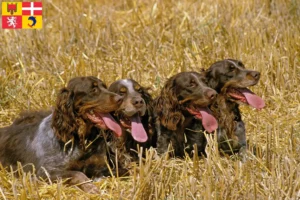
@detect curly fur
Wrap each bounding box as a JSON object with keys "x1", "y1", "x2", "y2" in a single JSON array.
[
  {"x1": 154, "y1": 72, "x2": 217, "y2": 157},
  {"x1": 205, "y1": 59, "x2": 260, "y2": 154},
  {"x1": 52, "y1": 88, "x2": 77, "y2": 143},
  {"x1": 155, "y1": 78, "x2": 184, "y2": 131},
  {"x1": 0, "y1": 76, "x2": 125, "y2": 193}
]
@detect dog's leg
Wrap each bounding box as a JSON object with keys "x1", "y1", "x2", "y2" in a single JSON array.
[{"x1": 43, "y1": 170, "x2": 100, "y2": 194}]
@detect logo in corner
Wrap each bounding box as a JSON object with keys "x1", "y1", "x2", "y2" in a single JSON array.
[{"x1": 2, "y1": 2, "x2": 42, "y2": 29}]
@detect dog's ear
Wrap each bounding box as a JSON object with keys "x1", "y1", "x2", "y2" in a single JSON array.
[
  {"x1": 141, "y1": 87, "x2": 153, "y2": 106},
  {"x1": 52, "y1": 88, "x2": 77, "y2": 143},
  {"x1": 161, "y1": 111, "x2": 183, "y2": 131},
  {"x1": 138, "y1": 86, "x2": 158, "y2": 139},
  {"x1": 154, "y1": 79, "x2": 183, "y2": 131},
  {"x1": 141, "y1": 87, "x2": 154, "y2": 119}
]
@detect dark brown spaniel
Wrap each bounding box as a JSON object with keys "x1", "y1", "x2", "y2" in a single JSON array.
[
  {"x1": 205, "y1": 59, "x2": 265, "y2": 154},
  {"x1": 0, "y1": 76, "x2": 124, "y2": 193},
  {"x1": 107, "y1": 79, "x2": 155, "y2": 162},
  {"x1": 154, "y1": 72, "x2": 218, "y2": 157}
]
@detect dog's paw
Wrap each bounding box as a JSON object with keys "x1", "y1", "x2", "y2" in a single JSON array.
[{"x1": 81, "y1": 183, "x2": 100, "y2": 194}]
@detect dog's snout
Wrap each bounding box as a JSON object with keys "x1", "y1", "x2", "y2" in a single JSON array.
[
  {"x1": 114, "y1": 95, "x2": 123, "y2": 104},
  {"x1": 132, "y1": 97, "x2": 145, "y2": 108},
  {"x1": 251, "y1": 71, "x2": 260, "y2": 80},
  {"x1": 205, "y1": 89, "x2": 217, "y2": 100}
]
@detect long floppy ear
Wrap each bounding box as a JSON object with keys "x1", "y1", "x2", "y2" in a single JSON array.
[
  {"x1": 141, "y1": 87, "x2": 153, "y2": 116},
  {"x1": 51, "y1": 88, "x2": 77, "y2": 143},
  {"x1": 154, "y1": 81, "x2": 183, "y2": 131},
  {"x1": 139, "y1": 87, "x2": 155, "y2": 137}
]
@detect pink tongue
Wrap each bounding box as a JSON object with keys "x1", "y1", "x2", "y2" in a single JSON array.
[
  {"x1": 99, "y1": 113, "x2": 122, "y2": 137},
  {"x1": 237, "y1": 88, "x2": 265, "y2": 109},
  {"x1": 198, "y1": 107, "x2": 218, "y2": 133},
  {"x1": 130, "y1": 115, "x2": 148, "y2": 143}
]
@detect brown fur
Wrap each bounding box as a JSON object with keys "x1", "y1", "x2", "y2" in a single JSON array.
[
  {"x1": 205, "y1": 59, "x2": 260, "y2": 153},
  {"x1": 108, "y1": 79, "x2": 156, "y2": 166},
  {"x1": 154, "y1": 72, "x2": 217, "y2": 157},
  {"x1": 0, "y1": 76, "x2": 125, "y2": 193}
]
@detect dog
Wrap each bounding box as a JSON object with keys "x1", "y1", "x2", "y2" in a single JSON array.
[
  {"x1": 153, "y1": 72, "x2": 218, "y2": 157},
  {"x1": 0, "y1": 76, "x2": 125, "y2": 193},
  {"x1": 107, "y1": 79, "x2": 156, "y2": 164},
  {"x1": 205, "y1": 59, "x2": 265, "y2": 154}
]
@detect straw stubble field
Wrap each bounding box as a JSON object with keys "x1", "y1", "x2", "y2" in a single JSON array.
[{"x1": 0, "y1": 0, "x2": 299, "y2": 199}]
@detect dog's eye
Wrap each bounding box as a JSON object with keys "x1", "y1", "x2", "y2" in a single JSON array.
[
  {"x1": 189, "y1": 80, "x2": 196, "y2": 87},
  {"x1": 119, "y1": 87, "x2": 127, "y2": 95},
  {"x1": 229, "y1": 65, "x2": 235, "y2": 71},
  {"x1": 134, "y1": 85, "x2": 142, "y2": 92},
  {"x1": 91, "y1": 87, "x2": 98, "y2": 93}
]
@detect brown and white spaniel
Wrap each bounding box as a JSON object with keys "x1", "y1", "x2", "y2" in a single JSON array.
[
  {"x1": 0, "y1": 76, "x2": 125, "y2": 193},
  {"x1": 107, "y1": 79, "x2": 156, "y2": 162}
]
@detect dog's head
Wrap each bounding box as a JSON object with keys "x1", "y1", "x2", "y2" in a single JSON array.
[
  {"x1": 52, "y1": 76, "x2": 123, "y2": 143},
  {"x1": 108, "y1": 79, "x2": 153, "y2": 143},
  {"x1": 205, "y1": 59, "x2": 265, "y2": 109},
  {"x1": 155, "y1": 72, "x2": 218, "y2": 132}
]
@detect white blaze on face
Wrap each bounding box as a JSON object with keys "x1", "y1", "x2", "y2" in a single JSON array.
[
  {"x1": 119, "y1": 79, "x2": 136, "y2": 114},
  {"x1": 119, "y1": 79, "x2": 148, "y2": 143},
  {"x1": 120, "y1": 79, "x2": 135, "y2": 93}
]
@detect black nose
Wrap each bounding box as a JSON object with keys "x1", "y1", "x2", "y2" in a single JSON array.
[
  {"x1": 205, "y1": 89, "x2": 217, "y2": 100},
  {"x1": 251, "y1": 71, "x2": 260, "y2": 80},
  {"x1": 114, "y1": 95, "x2": 123, "y2": 104},
  {"x1": 131, "y1": 97, "x2": 145, "y2": 108}
]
